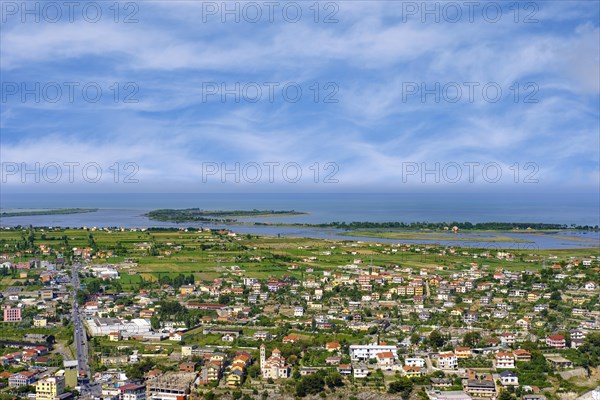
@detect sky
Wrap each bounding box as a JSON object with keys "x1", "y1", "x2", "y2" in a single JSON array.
[{"x1": 1, "y1": 0, "x2": 599, "y2": 193}]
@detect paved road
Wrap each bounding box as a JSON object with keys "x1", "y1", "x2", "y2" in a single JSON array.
[{"x1": 71, "y1": 265, "x2": 100, "y2": 399}]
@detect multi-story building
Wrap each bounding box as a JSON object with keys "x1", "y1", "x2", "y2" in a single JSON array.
[
  {"x1": 513, "y1": 349, "x2": 532, "y2": 362},
  {"x1": 494, "y1": 352, "x2": 515, "y2": 369},
  {"x1": 3, "y1": 305, "x2": 21, "y2": 322},
  {"x1": 546, "y1": 335, "x2": 566, "y2": 349},
  {"x1": 181, "y1": 345, "x2": 204, "y2": 358},
  {"x1": 145, "y1": 373, "x2": 196, "y2": 400},
  {"x1": 465, "y1": 379, "x2": 497, "y2": 398},
  {"x1": 35, "y1": 376, "x2": 65, "y2": 400},
  {"x1": 499, "y1": 371, "x2": 519, "y2": 386},
  {"x1": 10, "y1": 371, "x2": 37, "y2": 387},
  {"x1": 119, "y1": 383, "x2": 146, "y2": 400},
  {"x1": 437, "y1": 352, "x2": 458, "y2": 370},
  {"x1": 376, "y1": 351, "x2": 395, "y2": 369},
  {"x1": 454, "y1": 347, "x2": 472, "y2": 358},
  {"x1": 404, "y1": 357, "x2": 425, "y2": 367},
  {"x1": 349, "y1": 344, "x2": 398, "y2": 361},
  {"x1": 500, "y1": 333, "x2": 516, "y2": 346}
]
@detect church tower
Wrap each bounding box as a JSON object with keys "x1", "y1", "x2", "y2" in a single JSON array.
[{"x1": 260, "y1": 344, "x2": 266, "y2": 372}]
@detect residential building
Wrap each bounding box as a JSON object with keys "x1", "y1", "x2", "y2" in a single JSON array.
[
  {"x1": 437, "y1": 352, "x2": 458, "y2": 370},
  {"x1": 499, "y1": 371, "x2": 518, "y2": 386},
  {"x1": 402, "y1": 366, "x2": 422, "y2": 377},
  {"x1": 353, "y1": 364, "x2": 369, "y2": 378},
  {"x1": 513, "y1": 349, "x2": 532, "y2": 362},
  {"x1": 455, "y1": 347, "x2": 472, "y2": 358},
  {"x1": 35, "y1": 376, "x2": 65, "y2": 400},
  {"x1": 119, "y1": 384, "x2": 146, "y2": 400},
  {"x1": 465, "y1": 378, "x2": 496, "y2": 398},
  {"x1": 10, "y1": 371, "x2": 37, "y2": 387},
  {"x1": 349, "y1": 344, "x2": 398, "y2": 361},
  {"x1": 494, "y1": 352, "x2": 515, "y2": 369},
  {"x1": 546, "y1": 335, "x2": 566, "y2": 349},
  {"x1": 3, "y1": 305, "x2": 21, "y2": 322},
  {"x1": 404, "y1": 357, "x2": 425, "y2": 367},
  {"x1": 377, "y1": 351, "x2": 395, "y2": 369}
]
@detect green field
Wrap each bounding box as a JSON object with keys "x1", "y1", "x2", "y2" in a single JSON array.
[
  {"x1": 0, "y1": 228, "x2": 597, "y2": 285},
  {"x1": 339, "y1": 230, "x2": 531, "y2": 242}
]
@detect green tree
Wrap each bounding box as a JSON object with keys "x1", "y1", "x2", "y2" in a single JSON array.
[
  {"x1": 125, "y1": 358, "x2": 155, "y2": 381},
  {"x1": 247, "y1": 364, "x2": 260, "y2": 379},
  {"x1": 296, "y1": 373, "x2": 325, "y2": 397},
  {"x1": 204, "y1": 392, "x2": 216, "y2": 400},
  {"x1": 388, "y1": 377, "x2": 413, "y2": 400},
  {"x1": 463, "y1": 331, "x2": 481, "y2": 347},
  {"x1": 150, "y1": 316, "x2": 161, "y2": 330},
  {"x1": 428, "y1": 330, "x2": 447, "y2": 349},
  {"x1": 325, "y1": 371, "x2": 343, "y2": 388},
  {"x1": 410, "y1": 333, "x2": 420, "y2": 345}
]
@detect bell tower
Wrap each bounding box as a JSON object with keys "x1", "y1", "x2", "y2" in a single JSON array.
[{"x1": 260, "y1": 344, "x2": 266, "y2": 371}]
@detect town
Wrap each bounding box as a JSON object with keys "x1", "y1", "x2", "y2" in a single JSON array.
[{"x1": 0, "y1": 226, "x2": 598, "y2": 400}]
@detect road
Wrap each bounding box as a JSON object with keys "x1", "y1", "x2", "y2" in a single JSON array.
[{"x1": 71, "y1": 264, "x2": 101, "y2": 399}]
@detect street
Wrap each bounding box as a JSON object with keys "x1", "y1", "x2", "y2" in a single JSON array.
[{"x1": 71, "y1": 265, "x2": 100, "y2": 399}]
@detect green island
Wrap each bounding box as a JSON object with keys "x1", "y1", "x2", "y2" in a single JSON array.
[
  {"x1": 257, "y1": 221, "x2": 600, "y2": 231},
  {"x1": 145, "y1": 208, "x2": 307, "y2": 222},
  {"x1": 0, "y1": 208, "x2": 98, "y2": 217}
]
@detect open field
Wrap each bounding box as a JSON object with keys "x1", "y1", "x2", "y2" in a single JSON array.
[
  {"x1": 339, "y1": 230, "x2": 531, "y2": 242},
  {"x1": 1, "y1": 228, "x2": 597, "y2": 288}
]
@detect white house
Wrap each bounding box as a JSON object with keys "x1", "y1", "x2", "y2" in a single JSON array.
[
  {"x1": 404, "y1": 357, "x2": 425, "y2": 368},
  {"x1": 353, "y1": 365, "x2": 369, "y2": 378},
  {"x1": 349, "y1": 344, "x2": 398, "y2": 361},
  {"x1": 377, "y1": 351, "x2": 395, "y2": 370},
  {"x1": 437, "y1": 352, "x2": 458, "y2": 370},
  {"x1": 499, "y1": 371, "x2": 518, "y2": 386},
  {"x1": 495, "y1": 352, "x2": 515, "y2": 369}
]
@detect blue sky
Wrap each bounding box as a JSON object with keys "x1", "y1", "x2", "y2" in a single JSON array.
[{"x1": 1, "y1": 0, "x2": 599, "y2": 192}]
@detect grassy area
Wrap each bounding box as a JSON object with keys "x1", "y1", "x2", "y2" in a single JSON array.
[
  {"x1": 339, "y1": 230, "x2": 531, "y2": 242},
  {"x1": 1, "y1": 228, "x2": 597, "y2": 283}
]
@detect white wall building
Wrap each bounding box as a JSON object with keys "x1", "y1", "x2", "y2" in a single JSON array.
[
  {"x1": 349, "y1": 344, "x2": 398, "y2": 361},
  {"x1": 86, "y1": 317, "x2": 152, "y2": 337},
  {"x1": 404, "y1": 357, "x2": 425, "y2": 367}
]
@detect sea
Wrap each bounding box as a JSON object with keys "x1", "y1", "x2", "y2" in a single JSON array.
[{"x1": 1, "y1": 192, "x2": 599, "y2": 249}]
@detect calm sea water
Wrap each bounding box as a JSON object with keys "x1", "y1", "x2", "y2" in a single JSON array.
[{"x1": 1, "y1": 192, "x2": 598, "y2": 249}]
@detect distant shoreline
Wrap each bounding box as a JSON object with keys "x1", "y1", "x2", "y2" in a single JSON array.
[
  {"x1": 0, "y1": 208, "x2": 99, "y2": 217},
  {"x1": 145, "y1": 208, "x2": 307, "y2": 222}
]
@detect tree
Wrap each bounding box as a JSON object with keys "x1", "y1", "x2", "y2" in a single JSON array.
[
  {"x1": 498, "y1": 391, "x2": 513, "y2": 400},
  {"x1": 410, "y1": 333, "x2": 420, "y2": 345},
  {"x1": 247, "y1": 364, "x2": 260, "y2": 378},
  {"x1": 428, "y1": 330, "x2": 447, "y2": 349},
  {"x1": 125, "y1": 358, "x2": 155, "y2": 381},
  {"x1": 296, "y1": 373, "x2": 325, "y2": 397},
  {"x1": 204, "y1": 392, "x2": 216, "y2": 400},
  {"x1": 325, "y1": 371, "x2": 343, "y2": 388},
  {"x1": 463, "y1": 331, "x2": 481, "y2": 347},
  {"x1": 150, "y1": 316, "x2": 161, "y2": 330},
  {"x1": 388, "y1": 377, "x2": 413, "y2": 400}
]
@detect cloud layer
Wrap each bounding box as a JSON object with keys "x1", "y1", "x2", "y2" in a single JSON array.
[{"x1": 1, "y1": 1, "x2": 598, "y2": 192}]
